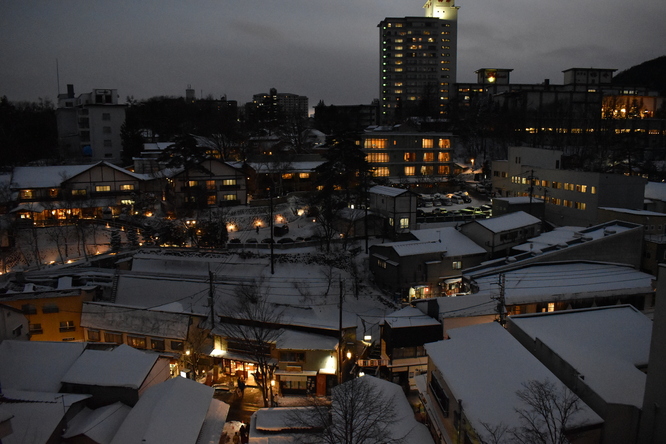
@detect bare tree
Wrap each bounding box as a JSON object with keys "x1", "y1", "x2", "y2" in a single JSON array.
[
  {"x1": 183, "y1": 317, "x2": 213, "y2": 380},
  {"x1": 216, "y1": 279, "x2": 283, "y2": 407},
  {"x1": 511, "y1": 379, "x2": 584, "y2": 444},
  {"x1": 289, "y1": 376, "x2": 405, "y2": 444}
]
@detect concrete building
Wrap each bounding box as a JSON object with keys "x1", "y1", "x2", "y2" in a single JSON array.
[
  {"x1": 420, "y1": 322, "x2": 603, "y2": 444},
  {"x1": 492, "y1": 146, "x2": 646, "y2": 226},
  {"x1": 507, "y1": 305, "x2": 653, "y2": 444},
  {"x1": 250, "y1": 88, "x2": 309, "y2": 119},
  {"x1": 56, "y1": 85, "x2": 127, "y2": 164},
  {"x1": 378, "y1": 0, "x2": 459, "y2": 123}
]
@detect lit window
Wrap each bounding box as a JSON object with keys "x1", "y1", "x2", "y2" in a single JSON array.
[
  {"x1": 299, "y1": 173, "x2": 310, "y2": 179},
  {"x1": 59, "y1": 320, "x2": 75, "y2": 332},
  {"x1": 547, "y1": 302, "x2": 555, "y2": 312},
  {"x1": 222, "y1": 194, "x2": 237, "y2": 201},
  {"x1": 422, "y1": 139, "x2": 434, "y2": 148},
  {"x1": 364, "y1": 138, "x2": 388, "y2": 149},
  {"x1": 438, "y1": 152, "x2": 450, "y2": 162},
  {"x1": 423, "y1": 152, "x2": 434, "y2": 162},
  {"x1": 452, "y1": 261, "x2": 462, "y2": 270},
  {"x1": 399, "y1": 217, "x2": 409, "y2": 229},
  {"x1": 207, "y1": 195, "x2": 216, "y2": 206},
  {"x1": 72, "y1": 189, "x2": 86, "y2": 196},
  {"x1": 95, "y1": 185, "x2": 111, "y2": 192},
  {"x1": 590, "y1": 186, "x2": 597, "y2": 194},
  {"x1": 404, "y1": 152, "x2": 416, "y2": 162},
  {"x1": 20, "y1": 190, "x2": 34, "y2": 199},
  {"x1": 127, "y1": 336, "x2": 146, "y2": 349},
  {"x1": 120, "y1": 184, "x2": 135, "y2": 191},
  {"x1": 282, "y1": 173, "x2": 293, "y2": 179},
  {"x1": 438, "y1": 139, "x2": 450, "y2": 149},
  {"x1": 222, "y1": 179, "x2": 237, "y2": 186},
  {"x1": 438, "y1": 165, "x2": 450, "y2": 175},
  {"x1": 421, "y1": 166, "x2": 433, "y2": 175},
  {"x1": 367, "y1": 153, "x2": 389, "y2": 163},
  {"x1": 187, "y1": 180, "x2": 199, "y2": 187},
  {"x1": 404, "y1": 166, "x2": 416, "y2": 176},
  {"x1": 373, "y1": 167, "x2": 390, "y2": 177}
]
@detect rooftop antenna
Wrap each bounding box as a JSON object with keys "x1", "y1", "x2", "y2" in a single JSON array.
[{"x1": 56, "y1": 58, "x2": 60, "y2": 96}]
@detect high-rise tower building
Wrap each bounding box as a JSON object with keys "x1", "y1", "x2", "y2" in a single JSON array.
[{"x1": 379, "y1": 0, "x2": 459, "y2": 124}]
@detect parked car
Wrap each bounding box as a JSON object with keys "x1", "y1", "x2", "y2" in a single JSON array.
[
  {"x1": 277, "y1": 237, "x2": 294, "y2": 244},
  {"x1": 261, "y1": 238, "x2": 274, "y2": 244},
  {"x1": 246, "y1": 238, "x2": 258, "y2": 243},
  {"x1": 228, "y1": 238, "x2": 241, "y2": 244}
]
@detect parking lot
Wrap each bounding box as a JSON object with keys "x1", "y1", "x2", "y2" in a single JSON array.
[{"x1": 417, "y1": 190, "x2": 492, "y2": 223}]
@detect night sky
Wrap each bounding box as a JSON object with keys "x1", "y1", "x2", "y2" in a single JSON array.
[{"x1": 1, "y1": 0, "x2": 664, "y2": 108}]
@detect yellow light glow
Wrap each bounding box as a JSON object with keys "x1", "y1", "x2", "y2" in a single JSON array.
[{"x1": 346, "y1": 351, "x2": 352, "y2": 360}]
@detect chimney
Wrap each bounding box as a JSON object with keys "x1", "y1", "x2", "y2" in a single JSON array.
[{"x1": 67, "y1": 84, "x2": 75, "y2": 98}]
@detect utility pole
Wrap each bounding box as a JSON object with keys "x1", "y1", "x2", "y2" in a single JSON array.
[
  {"x1": 208, "y1": 267, "x2": 216, "y2": 329},
  {"x1": 338, "y1": 276, "x2": 344, "y2": 385},
  {"x1": 269, "y1": 188, "x2": 274, "y2": 274},
  {"x1": 497, "y1": 273, "x2": 506, "y2": 326}
]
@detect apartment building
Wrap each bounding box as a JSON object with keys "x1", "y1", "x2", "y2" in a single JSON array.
[
  {"x1": 56, "y1": 85, "x2": 127, "y2": 164},
  {"x1": 379, "y1": 0, "x2": 459, "y2": 123}
]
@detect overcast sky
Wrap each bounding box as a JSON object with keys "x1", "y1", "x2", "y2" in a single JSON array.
[{"x1": 1, "y1": 0, "x2": 664, "y2": 108}]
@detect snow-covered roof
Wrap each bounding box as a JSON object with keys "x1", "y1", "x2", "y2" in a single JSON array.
[
  {"x1": 109, "y1": 377, "x2": 215, "y2": 444},
  {"x1": 473, "y1": 261, "x2": 654, "y2": 307},
  {"x1": 0, "y1": 389, "x2": 90, "y2": 444},
  {"x1": 645, "y1": 181, "x2": 666, "y2": 201},
  {"x1": 9, "y1": 162, "x2": 147, "y2": 189},
  {"x1": 63, "y1": 402, "x2": 131, "y2": 444},
  {"x1": 508, "y1": 305, "x2": 652, "y2": 407},
  {"x1": 599, "y1": 207, "x2": 666, "y2": 217},
  {"x1": 510, "y1": 226, "x2": 581, "y2": 252},
  {"x1": 0, "y1": 340, "x2": 86, "y2": 392},
  {"x1": 369, "y1": 185, "x2": 409, "y2": 197},
  {"x1": 472, "y1": 211, "x2": 541, "y2": 233},
  {"x1": 376, "y1": 227, "x2": 486, "y2": 257},
  {"x1": 425, "y1": 322, "x2": 602, "y2": 442},
  {"x1": 81, "y1": 301, "x2": 191, "y2": 339},
  {"x1": 195, "y1": 398, "x2": 230, "y2": 444},
  {"x1": 493, "y1": 196, "x2": 544, "y2": 205},
  {"x1": 383, "y1": 306, "x2": 440, "y2": 328},
  {"x1": 61, "y1": 344, "x2": 160, "y2": 389},
  {"x1": 276, "y1": 329, "x2": 338, "y2": 351},
  {"x1": 333, "y1": 376, "x2": 434, "y2": 444},
  {"x1": 10, "y1": 164, "x2": 94, "y2": 188},
  {"x1": 247, "y1": 161, "x2": 325, "y2": 173}
]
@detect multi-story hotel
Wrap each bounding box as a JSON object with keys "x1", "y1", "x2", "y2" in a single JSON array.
[
  {"x1": 378, "y1": 0, "x2": 459, "y2": 124},
  {"x1": 359, "y1": 128, "x2": 454, "y2": 187}
]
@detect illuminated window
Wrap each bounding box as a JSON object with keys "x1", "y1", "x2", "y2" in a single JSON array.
[
  {"x1": 120, "y1": 184, "x2": 135, "y2": 191},
  {"x1": 590, "y1": 186, "x2": 597, "y2": 194},
  {"x1": 364, "y1": 138, "x2": 388, "y2": 149},
  {"x1": 547, "y1": 302, "x2": 555, "y2": 312},
  {"x1": 282, "y1": 173, "x2": 293, "y2": 179},
  {"x1": 577, "y1": 184, "x2": 587, "y2": 193},
  {"x1": 72, "y1": 189, "x2": 86, "y2": 196},
  {"x1": 127, "y1": 336, "x2": 146, "y2": 349},
  {"x1": 438, "y1": 152, "x2": 450, "y2": 162},
  {"x1": 367, "y1": 153, "x2": 389, "y2": 163},
  {"x1": 20, "y1": 190, "x2": 34, "y2": 199},
  {"x1": 421, "y1": 166, "x2": 433, "y2": 175},
  {"x1": 404, "y1": 166, "x2": 416, "y2": 176},
  {"x1": 207, "y1": 195, "x2": 216, "y2": 206},
  {"x1": 373, "y1": 167, "x2": 390, "y2": 177},
  {"x1": 222, "y1": 194, "x2": 237, "y2": 201},
  {"x1": 95, "y1": 185, "x2": 111, "y2": 192},
  {"x1": 438, "y1": 165, "x2": 450, "y2": 175},
  {"x1": 452, "y1": 261, "x2": 462, "y2": 270},
  {"x1": 59, "y1": 320, "x2": 76, "y2": 332},
  {"x1": 222, "y1": 179, "x2": 237, "y2": 186},
  {"x1": 204, "y1": 180, "x2": 216, "y2": 190},
  {"x1": 422, "y1": 138, "x2": 434, "y2": 148},
  {"x1": 299, "y1": 173, "x2": 310, "y2": 179},
  {"x1": 438, "y1": 139, "x2": 451, "y2": 149},
  {"x1": 423, "y1": 152, "x2": 434, "y2": 162},
  {"x1": 404, "y1": 152, "x2": 416, "y2": 162},
  {"x1": 399, "y1": 217, "x2": 409, "y2": 229},
  {"x1": 187, "y1": 180, "x2": 199, "y2": 187}
]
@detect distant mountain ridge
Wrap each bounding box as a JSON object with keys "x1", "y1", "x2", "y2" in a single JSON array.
[{"x1": 612, "y1": 55, "x2": 666, "y2": 95}]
